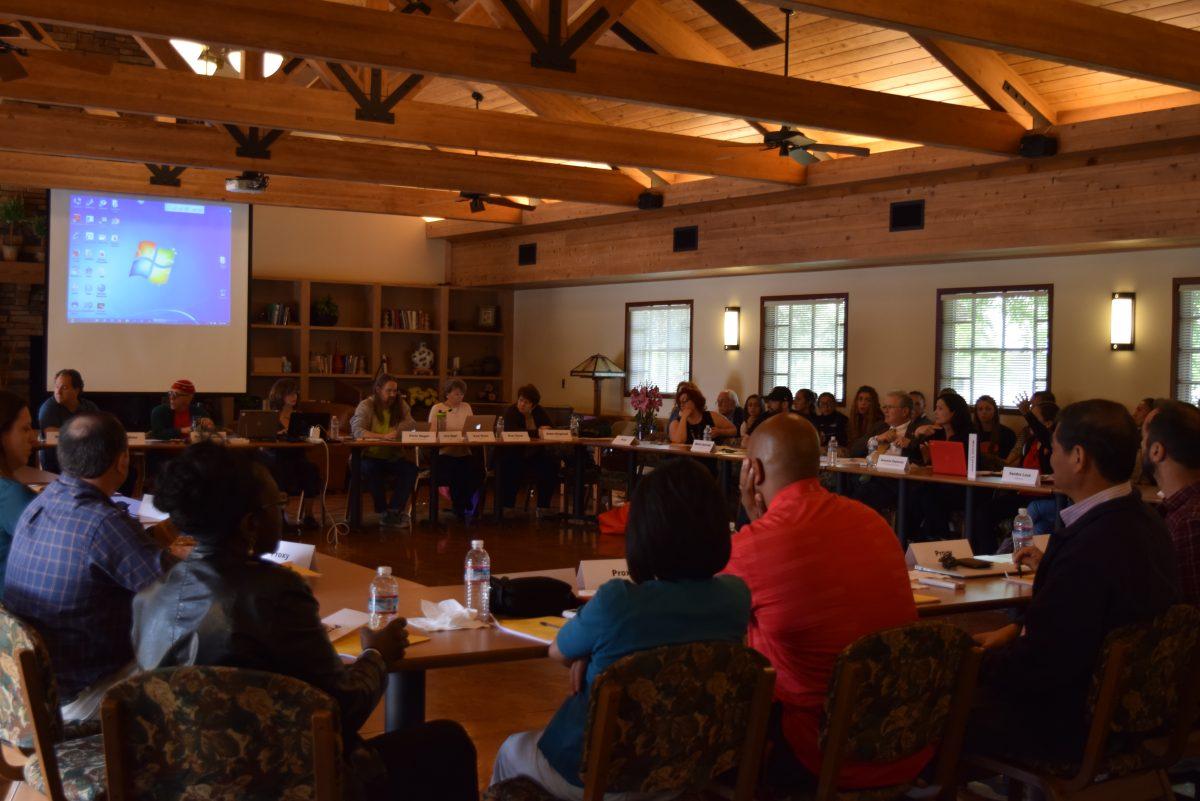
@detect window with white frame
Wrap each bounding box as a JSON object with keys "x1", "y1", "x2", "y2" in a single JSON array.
[
  {"x1": 936, "y1": 286, "x2": 1051, "y2": 408},
  {"x1": 1174, "y1": 280, "x2": 1200, "y2": 404},
  {"x1": 760, "y1": 295, "x2": 847, "y2": 402},
  {"x1": 625, "y1": 301, "x2": 692, "y2": 393}
]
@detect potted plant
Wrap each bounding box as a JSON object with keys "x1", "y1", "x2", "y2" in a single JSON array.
[
  {"x1": 0, "y1": 196, "x2": 25, "y2": 262},
  {"x1": 30, "y1": 215, "x2": 47, "y2": 263},
  {"x1": 310, "y1": 294, "x2": 339, "y2": 327}
]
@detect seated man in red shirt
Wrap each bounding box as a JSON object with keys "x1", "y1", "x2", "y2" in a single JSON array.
[{"x1": 724, "y1": 413, "x2": 923, "y2": 791}]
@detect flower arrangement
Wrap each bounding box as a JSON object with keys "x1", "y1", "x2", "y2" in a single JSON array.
[
  {"x1": 407, "y1": 386, "x2": 439, "y2": 408},
  {"x1": 629, "y1": 384, "x2": 662, "y2": 439}
]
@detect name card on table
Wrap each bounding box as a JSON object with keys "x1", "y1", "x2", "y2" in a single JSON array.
[
  {"x1": 438, "y1": 431, "x2": 465, "y2": 444},
  {"x1": 501, "y1": 431, "x2": 531, "y2": 443},
  {"x1": 577, "y1": 559, "x2": 630, "y2": 596},
  {"x1": 690, "y1": 439, "x2": 716, "y2": 453},
  {"x1": 466, "y1": 431, "x2": 497, "y2": 444},
  {"x1": 402, "y1": 430, "x2": 437, "y2": 444},
  {"x1": 127, "y1": 432, "x2": 147, "y2": 445},
  {"x1": 876, "y1": 454, "x2": 909, "y2": 473},
  {"x1": 1001, "y1": 466, "x2": 1041, "y2": 487},
  {"x1": 611, "y1": 435, "x2": 635, "y2": 447},
  {"x1": 262, "y1": 540, "x2": 317, "y2": 571},
  {"x1": 541, "y1": 429, "x2": 573, "y2": 442}
]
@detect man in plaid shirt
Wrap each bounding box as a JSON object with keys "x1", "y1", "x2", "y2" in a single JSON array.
[
  {"x1": 4, "y1": 412, "x2": 169, "y2": 721},
  {"x1": 1142, "y1": 400, "x2": 1200, "y2": 605}
]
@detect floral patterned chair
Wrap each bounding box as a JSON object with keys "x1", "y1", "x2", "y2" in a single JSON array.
[
  {"x1": 801, "y1": 621, "x2": 981, "y2": 801},
  {"x1": 962, "y1": 604, "x2": 1200, "y2": 801},
  {"x1": 486, "y1": 641, "x2": 776, "y2": 801},
  {"x1": 0, "y1": 603, "x2": 107, "y2": 801},
  {"x1": 99, "y1": 666, "x2": 342, "y2": 801}
]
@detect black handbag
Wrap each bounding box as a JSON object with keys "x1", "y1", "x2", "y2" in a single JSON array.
[{"x1": 489, "y1": 576, "x2": 580, "y2": 618}]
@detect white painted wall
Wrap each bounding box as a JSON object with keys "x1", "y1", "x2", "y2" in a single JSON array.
[
  {"x1": 514, "y1": 248, "x2": 1200, "y2": 415},
  {"x1": 251, "y1": 205, "x2": 445, "y2": 283}
]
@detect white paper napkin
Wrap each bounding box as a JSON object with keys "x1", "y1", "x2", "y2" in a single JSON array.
[{"x1": 407, "y1": 599, "x2": 489, "y2": 632}]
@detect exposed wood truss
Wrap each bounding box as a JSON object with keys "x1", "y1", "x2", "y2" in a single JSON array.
[
  {"x1": 0, "y1": 51, "x2": 805, "y2": 184},
  {"x1": 0, "y1": 151, "x2": 522, "y2": 222},
  {"x1": 0, "y1": 104, "x2": 647, "y2": 206},
  {"x1": 3, "y1": 0, "x2": 1027, "y2": 153}
]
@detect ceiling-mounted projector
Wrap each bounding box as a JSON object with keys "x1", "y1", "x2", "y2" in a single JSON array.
[{"x1": 225, "y1": 171, "x2": 269, "y2": 194}]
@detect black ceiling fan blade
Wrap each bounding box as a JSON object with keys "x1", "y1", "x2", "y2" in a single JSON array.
[
  {"x1": 688, "y1": 0, "x2": 781, "y2": 50},
  {"x1": 805, "y1": 143, "x2": 872, "y2": 157}
]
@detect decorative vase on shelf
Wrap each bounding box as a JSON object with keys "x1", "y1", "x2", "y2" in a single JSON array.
[{"x1": 411, "y1": 341, "x2": 435, "y2": 376}]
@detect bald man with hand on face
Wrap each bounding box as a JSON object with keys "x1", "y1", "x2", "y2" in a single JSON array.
[{"x1": 723, "y1": 414, "x2": 923, "y2": 793}]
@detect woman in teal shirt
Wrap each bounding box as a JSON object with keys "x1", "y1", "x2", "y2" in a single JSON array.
[
  {"x1": 0, "y1": 390, "x2": 38, "y2": 594},
  {"x1": 490, "y1": 458, "x2": 750, "y2": 798}
]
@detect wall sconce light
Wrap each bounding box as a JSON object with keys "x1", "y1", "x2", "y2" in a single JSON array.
[
  {"x1": 1110, "y1": 292, "x2": 1135, "y2": 351},
  {"x1": 724, "y1": 306, "x2": 740, "y2": 351}
]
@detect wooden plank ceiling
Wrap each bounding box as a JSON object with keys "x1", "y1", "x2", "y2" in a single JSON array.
[{"x1": 0, "y1": 0, "x2": 1196, "y2": 222}]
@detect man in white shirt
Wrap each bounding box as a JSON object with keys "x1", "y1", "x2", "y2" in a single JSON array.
[{"x1": 849, "y1": 391, "x2": 920, "y2": 520}]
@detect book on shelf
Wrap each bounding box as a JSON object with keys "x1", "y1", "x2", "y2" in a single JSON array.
[
  {"x1": 262, "y1": 303, "x2": 293, "y2": 326},
  {"x1": 382, "y1": 308, "x2": 433, "y2": 331},
  {"x1": 309, "y1": 352, "x2": 368, "y2": 375}
]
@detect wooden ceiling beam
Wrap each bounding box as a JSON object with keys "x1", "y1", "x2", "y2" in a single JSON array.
[
  {"x1": 0, "y1": 51, "x2": 805, "y2": 184},
  {"x1": 3, "y1": 0, "x2": 1027, "y2": 153},
  {"x1": 132, "y1": 35, "x2": 192, "y2": 72},
  {"x1": 769, "y1": 0, "x2": 1200, "y2": 92},
  {"x1": 0, "y1": 104, "x2": 646, "y2": 206},
  {"x1": 0, "y1": 150, "x2": 521, "y2": 222},
  {"x1": 917, "y1": 37, "x2": 1056, "y2": 128}
]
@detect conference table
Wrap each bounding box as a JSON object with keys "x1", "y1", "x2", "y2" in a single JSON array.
[{"x1": 310, "y1": 553, "x2": 1032, "y2": 732}]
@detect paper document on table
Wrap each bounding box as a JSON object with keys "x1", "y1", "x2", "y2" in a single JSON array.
[
  {"x1": 323, "y1": 609, "x2": 370, "y2": 643},
  {"x1": 494, "y1": 616, "x2": 568, "y2": 644},
  {"x1": 333, "y1": 629, "x2": 429, "y2": 658}
]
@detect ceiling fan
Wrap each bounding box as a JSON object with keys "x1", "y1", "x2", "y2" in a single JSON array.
[
  {"x1": 729, "y1": 9, "x2": 871, "y2": 165},
  {"x1": 457, "y1": 192, "x2": 537, "y2": 213},
  {"x1": 457, "y1": 91, "x2": 538, "y2": 214}
]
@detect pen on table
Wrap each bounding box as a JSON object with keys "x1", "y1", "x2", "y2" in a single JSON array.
[{"x1": 540, "y1": 621, "x2": 563, "y2": 629}]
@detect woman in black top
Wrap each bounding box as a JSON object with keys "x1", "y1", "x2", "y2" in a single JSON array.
[
  {"x1": 974, "y1": 394, "x2": 1017, "y2": 461},
  {"x1": 498, "y1": 384, "x2": 560, "y2": 515},
  {"x1": 668, "y1": 384, "x2": 735, "y2": 444},
  {"x1": 810, "y1": 392, "x2": 849, "y2": 449},
  {"x1": 261, "y1": 379, "x2": 322, "y2": 528}
]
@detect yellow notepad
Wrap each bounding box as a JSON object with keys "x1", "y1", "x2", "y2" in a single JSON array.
[
  {"x1": 912, "y1": 593, "x2": 941, "y2": 606},
  {"x1": 333, "y1": 632, "x2": 430, "y2": 658},
  {"x1": 494, "y1": 616, "x2": 568, "y2": 644}
]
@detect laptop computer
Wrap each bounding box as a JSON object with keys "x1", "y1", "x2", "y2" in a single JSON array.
[
  {"x1": 929, "y1": 440, "x2": 967, "y2": 476},
  {"x1": 287, "y1": 411, "x2": 332, "y2": 440},
  {"x1": 238, "y1": 410, "x2": 281, "y2": 440},
  {"x1": 463, "y1": 415, "x2": 497, "y2": 433}
]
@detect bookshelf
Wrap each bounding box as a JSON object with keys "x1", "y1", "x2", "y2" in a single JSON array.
[{"x1": 248, "y1": 278, "x2": 513, "y2": 406}]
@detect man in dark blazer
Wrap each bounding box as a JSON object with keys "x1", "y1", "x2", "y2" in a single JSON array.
[
  {"x1": 848, "y1": 391, "x2": 923, "y2": 520},
  {"x1": 966, "y1": 399, "x2": 1180, "y2": 763}
]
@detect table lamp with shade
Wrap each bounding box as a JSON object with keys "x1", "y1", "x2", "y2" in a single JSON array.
[{"x1": 569, "y1": 354, "x2": 625, "y2": 416}]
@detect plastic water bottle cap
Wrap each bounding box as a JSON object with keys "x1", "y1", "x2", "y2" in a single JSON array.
[
  {"x1": 377, "y1": 566, "x2": 392, "y2": 576},
  {"x1": 470, "y1": 540, "x2": 484, "y2": 549},
  {"x1": 1018, "y1": 508, "x2": 1028, "y2": 516}
]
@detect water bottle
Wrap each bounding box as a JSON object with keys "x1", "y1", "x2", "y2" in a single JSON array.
[
  {"x1": 1012, "y1": 508, "x2": 1035, "y2": 553},
  {"x1": 702, "y1": 424, "x2": 713, "y2": 442},
  {"x1": 367, "y1": 566, "x2": 400, "y2": 630},
  {"x1": 436, "y1": 410, "x2": 447, "y2": 434},
  {"x1": 827, "y1": 436, "x2": 839, "y2": 466},
  {"x1": 329, "y1": 416, "x2": 341, "y2": 441},
  {"x1": 464, "y1": 540, "x2": 491, "y2": 623},
  {"x1": 495, "y1": 416, "x2": 505, "y2": 437},
  {"x1": 569, "y1": 414, "x2": 580, "y2": 437}
]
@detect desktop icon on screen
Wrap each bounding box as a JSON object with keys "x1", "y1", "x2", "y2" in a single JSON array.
[{"x1": 129, "y1": 240, "x2": 176, "y2": 285}]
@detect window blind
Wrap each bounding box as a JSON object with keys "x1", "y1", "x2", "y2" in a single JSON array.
[
  {"x1": 760, "y1": 297, "x2": 846, "y2": 401},
  {"x1": 937, "y1": 288, "x2": 1050, "y2": 407},
  {"x1": 626, "y1": 303, "x2": 691, "y2": 391},
  {"x1": 1176, "y1": 283, "x2": 1200, "y2": 404}
]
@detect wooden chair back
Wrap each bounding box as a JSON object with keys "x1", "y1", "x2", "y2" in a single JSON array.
[
  {"x1": 1064, "y1": 604, "x2": 1200, "y2": 791},
  {"x1": 0, "y1": 604, "x2": 67, "y2": 798},
  {"x1": 578, "y1": 641, "x2": 775, "y2": 801},
  {"x1": 817, "y1": 621, "x2": 982, "y2": 801},
  {"x1": 100, "y1": 666, "x2": 341, "y2": 801}
]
